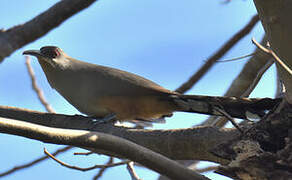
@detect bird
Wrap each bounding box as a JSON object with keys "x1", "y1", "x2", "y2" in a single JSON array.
[{"x1": 23, "y1": 46, "x2": 279, "y2": 123}]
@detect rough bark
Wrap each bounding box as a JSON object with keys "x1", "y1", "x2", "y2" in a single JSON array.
[{"x1": 214, "y1": 101, "x2": 292, "y2": 179}]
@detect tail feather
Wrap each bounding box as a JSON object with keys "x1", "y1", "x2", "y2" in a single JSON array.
[{"x1": 171, "y1": 94, "x2": 281, "y2": 119}]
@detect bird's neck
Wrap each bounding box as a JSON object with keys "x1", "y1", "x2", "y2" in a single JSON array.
[{"x1": 38, "y1": 59, "x2": 60, "y2": 89}]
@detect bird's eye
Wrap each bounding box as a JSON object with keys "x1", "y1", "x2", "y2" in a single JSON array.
[
  {"x1": 40, "y1": 46, "x2": 60, "y2": 58},
  {"x1": 54, "y1": 48, "x2": 61, "y2": 57}
]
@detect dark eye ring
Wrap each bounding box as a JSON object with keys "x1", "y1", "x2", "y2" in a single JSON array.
[{"x1": 40, "y1": 46, "x2": 60, "y2": 58}]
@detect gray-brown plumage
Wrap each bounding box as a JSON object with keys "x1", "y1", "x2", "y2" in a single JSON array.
[{"x1": 23, "y1": 46, "x2": 279, "y2": 122}]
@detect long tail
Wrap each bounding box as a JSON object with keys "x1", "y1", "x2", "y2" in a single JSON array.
[{"x1": 170, "y1": 94, "x2": 281, "y2": 119}]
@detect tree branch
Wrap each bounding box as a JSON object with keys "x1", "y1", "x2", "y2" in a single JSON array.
[
  {"x1": 195, "y1": 166, "x2": 218, "y2": 173},
  {"x1": 44, "y1": 148, "x2": 130, "y2": 171},
  {"x1": 252, "y1": 38, "x2": 292, "y2": 75},
  {"x1": 0, "y1": 146, "x2": 72, "y2": 177},
  {"x1": 127, "y1": 162, "x2": 142, "y2": 180},
  {"x1": 0, "y1": 117, "x2": 209, "y2": 180},
  {"x1": 93, "y1": 157, "x2": 114, "y2": 180},
  {"x1": 0, "y1": 0, "x2": 97, "y2": 63},
  {"x1": 175, "y1": 15, "x2": 259, "y2": 93},
  {"x1": 0, "y1": 105, "x2": 238, "y2": 164}
]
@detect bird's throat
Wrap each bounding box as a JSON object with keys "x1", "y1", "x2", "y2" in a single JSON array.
[{"x1": 37, "y1": 59, "x2": 59, "y2": 89}]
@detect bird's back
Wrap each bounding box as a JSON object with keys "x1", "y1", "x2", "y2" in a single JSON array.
[{"x1": 66, "y1": 57, "x2": 175, "y2": 97}]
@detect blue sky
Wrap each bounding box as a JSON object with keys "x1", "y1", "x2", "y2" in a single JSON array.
[{"x1": 0, "y1": 1, "x2": 275, "y2": 180}]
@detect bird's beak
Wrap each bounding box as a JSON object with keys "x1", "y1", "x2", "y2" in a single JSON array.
[
  {"x1": 23, "y1": 49, "x2": 56, "y2": 67},
  {"x1": 23, "y1": 50, "x2": 42, "y2": 57}
]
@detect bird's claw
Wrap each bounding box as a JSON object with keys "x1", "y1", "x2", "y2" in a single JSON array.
[{"x1": 88, "y1": 113, "x2": 117, "y2": 128}]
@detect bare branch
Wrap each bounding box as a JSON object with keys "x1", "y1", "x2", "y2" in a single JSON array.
[
  {"x1": 25, "y1": 56, "x2": 55, "y2": 113},
  {"x1": 157, "y1": 164, "x2": 218, "y2": 180},
  {"x1": 0, "y1": 146, "x2": 72, "y2": 177},
  {"x1": 252, "y1": 38, "x2": 292, "y2": 75},
  {"x1": 0, "y1": 0, "x2": 97, "y2": 63},
  {"x1": 195, "y1": 166, "x2": 218, "y2": 173},
  {"x1": 0, "y1": 106, "x2": 237, "y2": 164},
  {"x1": 214, "y1": 107, "x2": 243, "y2": 133},
  {"x1": 127, "y1": 162, "x2": 142, "y2": 180},
  {"x1": 0, "y1": 117, "x2": 210, "y2": 180},
  {"x1": 93, "y1": 157, "x2": 114, "y2": 180},
  {"x1": 44, "y1": 148, "x2": 130, "y2": 171},
  {"x1": 216, "y1": 53, "x2": 255, "y2": 63},
  {"x1": 74, "y1": 151, "x2": 94, "y2": 156},
  {"x1": 175, "y1": 15, "x2": 259, "y2": 93}
]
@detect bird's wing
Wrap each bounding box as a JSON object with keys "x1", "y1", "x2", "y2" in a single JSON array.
[{"x1": 69, "y1": 58, "x2": 176, "y2": 97}]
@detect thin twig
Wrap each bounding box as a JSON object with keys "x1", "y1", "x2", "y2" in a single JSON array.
[
  {"x1": 252, "y1": 38, "x2": 292, "y2": 75},
  {"x1": 209, "y1": 59, "x2": 273, "y2": 127},
  {"x1": 216, "y1": 53, "x2": 255, "y2": 63},
  {"x1": 93, "y1": 157, "x2": 114, "y2": 180},
  {"x1": 203, "y1": 35, "x2": 273, "y2": 127},
  {"x1": 127, "y1": 161, "x2": 142, "y2": 180},
  {"x1": 25, "y1": 56, "x2": 55, "y2": 113},
  {"x1": 175, "y1": 15, "x2": 259, "y2": 93},
  {"x1": 214, "y1": 106, "x2": 244, "y2": 133},
  {"x1": 195, "y1": 166, "x2": 218, "y2": 173},
  {"x1": 0, "y1": 57, "x2": 75, "y2": 178},
  {"x1": 0, "y1": 58, "x2": 58, "y2": 177},
  {"x1": 74, "y1": 151, "x2": 94, "y2": 156},
  {"x1": 44, "y1": 148, "x2": 130, "y2": 171},
  {"x1": 0, "y1": 146, "x2": 72, "y2": 177},
  {"x1": 213, "y1": 60, "x2": 273, "y2": 127}
]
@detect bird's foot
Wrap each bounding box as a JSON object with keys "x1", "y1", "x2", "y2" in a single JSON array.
[{"x1": 88, "y1": 113, "x2": 117, "y2": 127}]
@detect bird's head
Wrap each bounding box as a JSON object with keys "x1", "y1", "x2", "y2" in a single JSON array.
[{"x1": 23, "y1": 46, "x2": 69, "y2": 68}]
